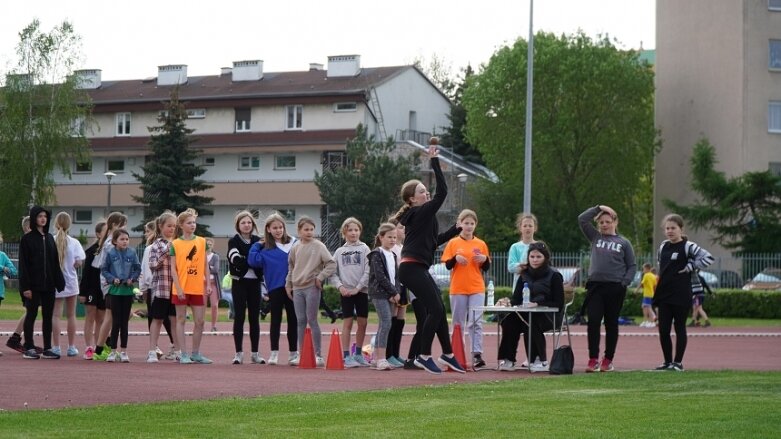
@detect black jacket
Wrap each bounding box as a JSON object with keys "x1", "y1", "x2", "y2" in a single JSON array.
[
  {"x1": 79, "y1": 242, "x2": 101, "y2": 297},
  {"x1": 18, "y1": 206, "x2": 66, "y2": 293},
  {"x1": 513, "y1": 266, "x2": 565, "y2": 324},
  {"x1": 367, "y1": 248, "x2": 399, "y2": 300},
  {"x1": 399, "y1": 158, "x2": 461, "y2": 267},
  {"x1": 227, "y1": 234, "x2": 261, "y2": 279}
]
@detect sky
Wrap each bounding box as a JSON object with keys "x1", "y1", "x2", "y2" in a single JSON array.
[{"x1": 0, "y1": 0, "x2": 655, "y2": 81}]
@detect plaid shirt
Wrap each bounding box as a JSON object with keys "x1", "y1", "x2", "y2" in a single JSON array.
[{"x1": 148, "y1": 238, "x2": 172, "y2": 300}]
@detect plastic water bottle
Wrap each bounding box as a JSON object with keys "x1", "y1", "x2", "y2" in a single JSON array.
[
  {"x1": 486, "y1": 281, "x2": 495, "y2": 306},
  {"x1": 522, "y1": 282, "x2": 530, "y2": 306}
]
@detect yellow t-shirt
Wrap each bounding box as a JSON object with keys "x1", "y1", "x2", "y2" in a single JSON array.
[
  {"x1": 170, "y1": 236, "x2": 207, "y2": 296},
  {"x1": 441, "y1": 236, "x2": 490, "y2": 295},
  {"x1": 641, "y1": 272, "x2": 657, "y2": 298}
]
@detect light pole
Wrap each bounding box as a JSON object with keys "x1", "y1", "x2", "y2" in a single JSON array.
[
  {"x1": 104, "y1": 171, "x2": 116, "y2": 215},
  {"x1": 523, "y1": 0, "x2": 534, "y2": 214},
  {"x1": 457, "y1": 173, "x2": 468, "y2": 211}
]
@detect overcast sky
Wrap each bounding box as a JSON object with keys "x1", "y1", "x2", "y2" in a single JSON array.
[{"x1": 1, "y1": 0, "x2": 655, "y2": 81}]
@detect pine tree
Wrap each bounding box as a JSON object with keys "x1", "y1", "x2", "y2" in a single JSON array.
[{"x1": 132, "y1": 87, "x2": 213, "y2": 236}]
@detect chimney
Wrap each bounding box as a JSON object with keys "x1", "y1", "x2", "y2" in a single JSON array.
[
  {"x1": 220, "y1": 67, "x2": 232, "y2": 76},
  {"x1": 327, "y1": 55, "x2": 361, "y2": 77},
  {"x1": 309, "y1": 63, "x2": 324, "y2": 71},
  {"x1": 157, "y1": 65, "x2": 188, "y2": 86},
  {"x1": 232, "y1": 60, "x2": 263, "y2": 82},
  {"x1": 74, "y1": 69, "x2": 102, "y2": 89}
]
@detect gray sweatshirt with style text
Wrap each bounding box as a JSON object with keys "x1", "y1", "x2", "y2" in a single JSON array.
[{"x1": 578, "y1": 206, "x2": 636, "y2": 286}]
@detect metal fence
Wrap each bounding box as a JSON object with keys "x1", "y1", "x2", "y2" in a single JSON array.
[{"x1": 2, "y1": 242, "x2": 779, "y2": 289}]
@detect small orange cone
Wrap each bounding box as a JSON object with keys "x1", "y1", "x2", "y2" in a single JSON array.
[
  {"x1": 449, "y1": 324, "x2": 468, "y2": 372},
  {"x1": 326, "y1": 329, "x2": 344, "y2": 370},
  {"x1": 298, "y1": 328, "x2": 317, "y2": 369}
]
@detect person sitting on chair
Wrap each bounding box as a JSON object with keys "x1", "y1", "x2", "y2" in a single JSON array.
[{"x1": 497, "y1": 241, "x2": 564, "y2": 372}]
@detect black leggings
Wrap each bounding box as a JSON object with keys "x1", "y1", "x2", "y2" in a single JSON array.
[
  {"x1": 232, "y1": 278, "x2": 261, "y2": 353},
  {"x1": 146, "y1": 290, "x2": 174, "y2": 344},
  {"x1": 586, "y1": 282, "x2": 626, "y2": 360},
  {"x1": 386, "y1": 317, "x2": 405, "y2": 359},
  {"x1": 657, "y1": 302, "x2": 689, "y2": 363},
  {"x1": 406, "y1": 298, "x2": 426, "y2": 359},
  {"x1": 268, "y1": 287, "x2": 297, "y2": 351},
  {"x1": 23, "y1": 290, "x2": 55, "y2": 350},
  {"x1": 498, "y1": 312, "x2": 556, "y2": 362},
  {"x1": 110, "y1": 295, "x2": 133, "y2": 349},
  {"x1": 398, "y1": 262, "x2": 452, "y2": 357}
]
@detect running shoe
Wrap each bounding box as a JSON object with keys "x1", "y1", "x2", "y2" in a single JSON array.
[
  {"x1": 83, "y1": 346, "x2": 95, "y2": 360},
  {"x1": 288, "y1": 352, "x2": 300, "y2": 366},
  {"x1": 530, "y1": 361, "x2": 550, "y2": 373},
  {"x1": 353, "y1": 354, "x2": 370, "y2": 367},
  {"x1": 586, "y1": 358, "x2": 600, "y2": 373},
  {"x1": 414, "y1": 356, "x2": 442, "y2": 375},
  {"x1": 387, "y1": 356, "x2": 405, "y2": 368},
  {"x1": 164, "y1": 347, "x2": 177, "y2": 361},
  {"x1": 51, "y1": 346, "x2": 61, "y2": 357},
  {"x1": 147, "y1": 350, "x2": 159, "y2": 363},
  {"x1": 473, "y1": 354, "x2": 487, "y2": 370},
  {"x1": 268, "y1": 351, "x2": 279, "y2": 365},
  {"x1": 154, "y1": 346, "x2": 164, "y2": 360},
  {"x1": 67, "y1": 346, "x2": 79, "y2": 357},
  {"x1": 191, "y1": 353, "x2": 213, "y2": 364},
  {"x1": 106, "y1": 351, "x2": 118, "y2": 363},
  {"x1": 403, "y1": 358, "x2": 422, "y2": 370},
  {"x1": 670, "y1": 362, "x2": 685, "y2": 372},
  {"x1": 23, "y1": 348, "x2": 40, "y2": 359},
  {"x1": 6, "y1": 334, "x2": 24, "y2": 353},
  {"x1": 316, "y1": 356, "x2": 325, "y2": 368},
  {"x1": 437, "y1": 354, "x2": 466, "y2": 373},
  {"x1": 120, "y1": 352, "x2": 130, "y2": 363},
  {"x1": 600, "y1": 357, "x2": 614, "y2": 372},
  {"x1": 93, "y1": 348, "x2": 110, "y2": 361},
  {"x1": 375, "y1": 359, "x2": 393, "y2": 370},
  {"x1": 251, "y1": 353, "x2": 266, "y2": 364},
  {"x1": 498, "y1": 359, "x2": 516, "y2": 371},
  {"x1": 41, "y1": 349, "x2": 60, "y2": 360},
  {"x1": 343, "y1": 356, "x2": 360, "y2": 368},
  {"x1": 232, "y1": 352, "x2": 243, "y2": 365},
  {"x1": 179, "y1": 353, "x2": 193, "y2": 364}
]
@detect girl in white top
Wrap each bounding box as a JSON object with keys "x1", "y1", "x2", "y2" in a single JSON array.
[{"x1": 52, "y1": 212, "x2": 86, "y2": 357}]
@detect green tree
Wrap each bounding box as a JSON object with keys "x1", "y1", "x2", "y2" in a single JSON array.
[
  {"x1": 462, "y1": 31, "x2": 656, "y2": 252},
  {"x1": 0, "y1": 20, "x2": 91, "y2": 240},
  {"x1": 132, "y1": 87, "x2": 213, "y2": 236},
  {"x1": 664, "y1": 138, "x2": 781, "y2": 253},
  {"x1": 315, "y1": 125, "x2": 418, "y2": 247},
  {"x1": 440, "y1": 65, "x2": 484, "y2": 165}
]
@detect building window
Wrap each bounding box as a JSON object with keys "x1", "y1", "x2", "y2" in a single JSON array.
[
  {"x1": 239, "y1": 156, "x2": 260, "y2": 170},
  {"x1": 275, "y1": 154, "x2": 296, "y2": 170},
  {"x1": 770, "y1": 0, "x2": 781, "y2": 11},
  {"x1": 770, "y1": 162, "x2": 781, "y2": 176},
  {"x1": 74, "y1": 160, "x2": 92, "y2": 173},
  {"x1": 334, "y1": 102, "x2": 357, "y2": 112},
  {"x1": 107, "y1": 159, "x2": 125, "y2": 172},
  {"x1": 235, "y1": 108, "x2": 251, "y2": 132},
  {"x1": 770, "y1": 102, "x2": 781, "y2": 133},
  {"x1": 73, "y1": 209, "x2": 93, "y2": 224},
  {"x1": 203, "y1": 157, "x2": 215, "y2": 166},
  {"x1": 286, "y1": 105, "x2": 303, "y2": 130},
  {"x1": 771, "y1": 40, "x2": 781, "y2": 69},
  {"x1": 187, "y1": 108, "x2": 206, "y2": 119},
  {"x1": 70, "y1": 117, "x2": 85, "y2": 137},
  {"x1": 278, "y1": 209, "x2": 296, "y2": 223},
  {"x1": 116, "y1": 112, "x2": 131, "y2": 136}
]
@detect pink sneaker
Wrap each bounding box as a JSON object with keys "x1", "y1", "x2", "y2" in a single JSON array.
[
  {"x1": 586, "y1": 358, "x2": 600, "y2": 373},
  {"x1": 83, "y1": 346, "x2": 94, "y2": 360},
  {"x1": 600, "y1": 357, "x2": 614, "y2": 372}
]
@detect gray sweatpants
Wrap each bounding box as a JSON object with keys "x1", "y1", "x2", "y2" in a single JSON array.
[
  {"x1": 372, "y1": 297, "x2": 393, "y2": 349},
  {"x1": 293, "y1": 286, "x2": 322, "y2": 356},
  {"x1": 449, "y1": 293, "x2": 485, "y2": 354}
]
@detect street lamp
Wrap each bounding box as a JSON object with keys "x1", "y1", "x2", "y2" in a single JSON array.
[
  {"x1": 457, "y1": 173, "x2": 468, "y2": 211},
  {"x1": 104, "y1": 171, "x2": 116, "y2": 214}
]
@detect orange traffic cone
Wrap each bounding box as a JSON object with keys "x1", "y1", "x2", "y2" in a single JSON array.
[
  {"x1": 449, "y1": 324, "x2": 468, "y2": 372},
  {"x1": 298, "y1": 328, "x2": 317, "y2": 369},
  {"x1": 326, "y1": 329, "x2": 344, "y2": 370}
]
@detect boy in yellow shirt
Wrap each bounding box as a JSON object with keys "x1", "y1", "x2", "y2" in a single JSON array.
[{"x1": 636, "y1": 263, "x2": 657, "y2": 328}]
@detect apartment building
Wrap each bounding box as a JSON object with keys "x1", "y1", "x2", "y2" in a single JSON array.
[
  {"x1": 51, "y1": 55, "x2": 452, "y2": 249},
  {"x1": 655, "y1": 0, "x2": 781, "y2": 257}
]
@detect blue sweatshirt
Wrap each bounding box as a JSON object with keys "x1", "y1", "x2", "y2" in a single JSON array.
[{"x1": 248, "y1": 239, "x2": 296, "y2": 291}]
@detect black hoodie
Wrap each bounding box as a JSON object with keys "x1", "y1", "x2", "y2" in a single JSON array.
[{"x1": 18, "y1": 206, "x2": 66, "y2": 293}]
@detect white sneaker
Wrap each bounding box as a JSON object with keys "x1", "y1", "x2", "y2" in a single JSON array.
[
  {"x1": 268, "y1": 351, "x2": 279, "y2": 365},
  {"x1": 375, "y1": 359, "x2": 393, "y2": 370},
  {"x1": 530, "y1": 361, "x2": 549, "y2": 373},
  {"x1": 316, "y1": 356, "x2": 325, "y2": 367},
  {"x1": 289, "y1": 351, "x2": 299, "y2": 366},
  {"x1": 120, "y1": 352, "x2": 130, "y2": 363},
  {"x1": 164, "y1": 346, "x2": 177, "y2": 361},
  {"x1": 520, "y1": 360, "x2": 529, "y2": 368},
  {"x1": 155, "y1": 346, "x2": 164, "y2": 359},
  {"x1": 251, "y1": 352, "x2": 266, "y2": 364},
  {"x1": 343, "y1": 356, "x2": 360, "y2": 368},
  {"x1": 232, "y1": 352, "x2": 243, "y2": 365},
  {"x1": 106, "y1": 351, "x2": 118, "y2": 363},
  {"x1": 147, "y1": 350, "x2": 159, "y2": 363},
  {"x1": 498, "y1": 359, "x2": 515, "y2": 371}
]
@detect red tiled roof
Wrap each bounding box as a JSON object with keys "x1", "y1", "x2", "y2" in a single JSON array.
[{"x1": 86, "y1": 66, "x2": 411, "y2": 107}]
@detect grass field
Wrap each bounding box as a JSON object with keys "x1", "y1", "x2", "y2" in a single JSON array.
[{"x1": 0, "y1": 371, "x2": 779, "y2": 438}]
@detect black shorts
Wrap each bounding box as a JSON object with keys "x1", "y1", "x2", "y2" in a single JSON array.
[
  {"x1": 83, "y1": 291, "x2": 106, "y2": 310},
  {"x1": 340, "y1": 292, "x2": 369, "y2": 318},
  {"x1": 149, "y1": 297, "x2": 176, "y2": 320}
]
